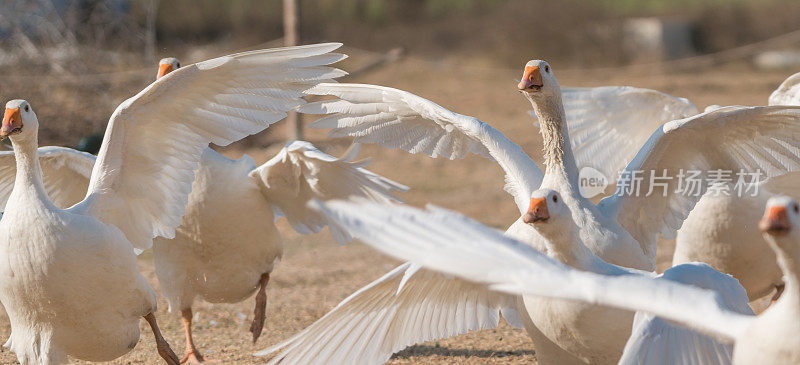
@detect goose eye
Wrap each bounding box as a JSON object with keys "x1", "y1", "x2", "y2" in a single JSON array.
[
  {"x1": 24, "y1": 105, "x2": 29, "y2": 112},
  {"x1": 794, "y1": 204, "x2": 798, "y2": 213},
  {"x1": 176, "y1": 62, "x2": 180, "y2": 68},
  {"x1": 552, "y1": 195, "x2": 558, "y2": 203},
  {"x1": 544, "y1": 65, "x2": 550, "y2": 73}
]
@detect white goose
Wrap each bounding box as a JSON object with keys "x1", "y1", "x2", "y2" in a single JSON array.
[
  {"x1": 0, "y1": 42, "x2": 345, "y2": 365},
  {"x1": 312, "y1": 193, "x2": 800, "y2": 365},
  {"x1": 260, "y1": 61, "x2": 800, "y2": 363},
  {"x1": 533, "y1": 71, "x2": 800, "y2": 302},
  {"x1": 148, "y1": 58, "x2": 404, "y2": 364},
  {"x1": 153, "y1": 142, "x2": 407, "y2": 364}
]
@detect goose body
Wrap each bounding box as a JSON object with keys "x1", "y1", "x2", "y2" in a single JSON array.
[
  {"x1": 0, "y1": 181, "x2": 155, "y2": 363},
  {"x1": 522, "y1": 267, "x2": 634, "y2": 364},
  {"x1": 0, "y1": 43, "x2": 348, "y2": 364},
  {"x1": 153, "y1": 148, "x2": 281, "y2": 311},
  {"x1": 674, "y1": 189, "x2": 783, "y2": 300},
  {"x1": 152, "y1": 141, "x2": 405, "y2": 362}
]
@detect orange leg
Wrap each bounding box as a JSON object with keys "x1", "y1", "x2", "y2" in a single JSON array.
[
  {"x1": 180, "y1": 308, "x2": 210, "y2": 364},
  {"x1": 249, "y1": 273, "x2": 271, "y2": 343},
  {"x1": 144, "y1": 313, "x2": 180, "y2": 365}
]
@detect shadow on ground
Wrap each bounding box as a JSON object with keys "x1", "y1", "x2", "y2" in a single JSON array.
[{"x1": 393, "y1": 344, "x2": 535, "y2": 359}]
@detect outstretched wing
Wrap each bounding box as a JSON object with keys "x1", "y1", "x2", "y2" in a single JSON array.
[
  {"x1": 530, "y1": 86, "x2": 698, "y2": 182},
  {"x1": 619, "y1": 263, "x2": 753, "y2": 365},
  {"x1": 598, "y1": 105, "x2": 800, "y2": 253},
  {"x1": 72, "y1": 43, "x2": 346, "y2": 250},
  {"x1": 0, "y1": 146, "x2": 95, "y2": 210},
  {"x1": 250, "y1": 141, "x2": 407, "y2": 243},
  {"x1": 256, "y1": 262, "x2": 522, "y2": 364},
  {"x1": 769, "y1": 72, "x2": 800, "y2": 106},
  {"x1": 313, "y1": 200, "x2": 755, "y2": 342},
  {"x1": 300, "y1": 83, "x2": 543, "y2": 214}
]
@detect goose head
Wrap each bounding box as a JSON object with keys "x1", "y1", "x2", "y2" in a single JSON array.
[
  {"x1": 156, "y1": 57, "x2": 181, "y2": 79},
  {"x1": 522, "y1": 189, "x2": 568, "y2": 230},
  {"x1": 522, "y1": 189, "x2": 592, "y2": 265},
  {"x1": 1, "y1": 99, "x2": 38, "y2": 142},
  {"x1": 760, "y1": 195, "x2": 800, "y2": 249},
  {"x1": 759, "y1": 195, "x2": 800, "y2": 293},
  {"x1": 517, "y1": 60, "x2": 561, "y2": 102}
]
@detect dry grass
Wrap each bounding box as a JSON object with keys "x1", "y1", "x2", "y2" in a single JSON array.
[{"x1": 0, "y1": 56, "x2": 792, "y2": 363}]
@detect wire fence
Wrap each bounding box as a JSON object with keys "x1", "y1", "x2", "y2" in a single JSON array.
[{"x1": 2, "y1": 26, "x2": 800, "y2": 84}]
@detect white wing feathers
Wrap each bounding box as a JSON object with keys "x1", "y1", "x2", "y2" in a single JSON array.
[
  {"x1": 559, "y1": 86, "x2": 698, "y2": 181},
  {"x1": 301, "y1": 83, "x2": 544, "y2": 214},
  {"x1": 250, "y1": 141, "x2": 407, "y2": 244},
  {"x1": 598, "y1": 105, "x2": 800, "y2": 247},
  {"x1": 758, "y1": 73, "x2": 800, "y2": 196},
  {"x1": 769, "y1": 72, "x2": 800, "y2": 106},
  {"x1": 75, "y1": 43, "x2": 346, "y2": 250},
  {"x1": 0, "y1": 147, "x2": 95, "y2": 211},
  {"x1": 312, "y1": 200, "x2": 755, "y2": 342},
  {"x1": 256, "y1": 262, "x2": 521, "y2": 364},
  {"x1": 619, "y1": 263, "x2": 754, "y2": 365},
  {"x1": 621, "y1": 314, "x2": 735, "y2": 365}
]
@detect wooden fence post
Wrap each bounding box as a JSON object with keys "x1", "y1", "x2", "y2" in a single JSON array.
[{"x1": 283, "y1": 0, "x2": 302, "y2": 141}]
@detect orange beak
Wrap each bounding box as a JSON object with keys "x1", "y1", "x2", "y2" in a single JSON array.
[
  {"x1": 759, "y1": 206, "x2": 791, "y2": 235},
  {"x1": 522, "y1": 197, "x2": 549, "y2": 224},
  {"x1": 157, "y1": 63, "x2": 174, "y2": 79},
  {"x1": 518, "y1": 66, "x2": 543, "y2": 91},
  {"x1": 0, "y1": 108, "x2": 22, "y2": 139}
]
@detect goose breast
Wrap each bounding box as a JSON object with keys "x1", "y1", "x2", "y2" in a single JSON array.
[{"x1": 0, "y1": 206, "x2": 155, "y2": 362}]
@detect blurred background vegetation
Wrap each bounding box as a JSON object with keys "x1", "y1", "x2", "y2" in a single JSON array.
[
  {"x1": 0, "y1": 0, "x2": 799, "y2": 146},
  {"x1": 153, "y1": 0, "x2": 800, "y2": 67}
]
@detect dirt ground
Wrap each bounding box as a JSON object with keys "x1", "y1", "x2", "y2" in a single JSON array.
[{"x1": 0, "y1": 57, "x2": 792, "y2": 363}]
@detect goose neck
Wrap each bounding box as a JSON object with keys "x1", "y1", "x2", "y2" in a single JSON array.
[
  {"x1": 539, "y1": 224, "x2": 595, "y2": 268},
  {"x1": 532, "y1": 95, "x2": 579, "y2": 183},
  {"x1": 774, "y1": 245, "x2": 800, "y2": 299},
  {"x1": 8, "y1": 134, "x2": 49, "y2": 206}
]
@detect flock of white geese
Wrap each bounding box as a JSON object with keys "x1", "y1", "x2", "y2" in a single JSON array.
[{"x1": 1, "y1": 43, "x2": 800, "y2": 365}]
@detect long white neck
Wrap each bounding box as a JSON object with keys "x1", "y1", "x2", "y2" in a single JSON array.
[
  {"x1": 537, "y1": 221, "x2": 596, "y2": 268},
  {"x1": 772, "y1": 239, "x2": 800, "y2": 302},
  {"x1": 530, "y1": 92, "x2": 579, "y2": 190},
  {"x1": 8, "y1": 131, "x2": 52, "y2": 209}
]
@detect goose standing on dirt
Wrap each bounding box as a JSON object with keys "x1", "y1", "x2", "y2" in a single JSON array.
[
  {"x1": 312, "y1": 193, "x2": 800, "y2": 365},
  {"x1": 0, "y1": 43, "x2": 345, "y2": 365},
  {"x1": 260, "y1": 62, "x2": 800, "y2": 363},
  {"x1": 126, "y1": 59, "x2": 405, "y2": 364},
  {"x1": 152, "y1": 141, "x2": 405, "y2": 364}
]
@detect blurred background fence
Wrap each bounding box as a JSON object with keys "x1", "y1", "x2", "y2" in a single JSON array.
[{"x1": 1, "y1": 0, "x2": 800, "y2": 148}]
